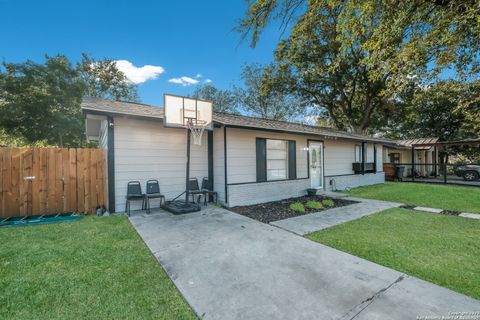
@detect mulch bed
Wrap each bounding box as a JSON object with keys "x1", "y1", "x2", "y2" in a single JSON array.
[{"x1": 228, "y1": 195, "x2": 358, "y2": 223}]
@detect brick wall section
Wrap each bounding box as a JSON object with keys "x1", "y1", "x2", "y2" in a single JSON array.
[
  {"x1": 325, "y1": 173, "x2": 385, "y2": 192},
  {"x1": 227, "y1": 179, "x2": 310, "y2": 207}
]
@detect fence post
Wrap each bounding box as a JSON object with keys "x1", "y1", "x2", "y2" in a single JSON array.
[
  {"x1": 411, "y1": 146, "x2": 415, "y2": 182},
  {"x1": 361, "y1": 142, "x2": 366, "y2": 175},
  {"x1": 443, "y1": 162, "x2": 447, "y2": 184}
]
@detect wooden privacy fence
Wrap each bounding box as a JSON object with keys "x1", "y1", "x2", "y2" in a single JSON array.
[{"x1": 0, "y1": 147, "x2": 106, "y2": 218}]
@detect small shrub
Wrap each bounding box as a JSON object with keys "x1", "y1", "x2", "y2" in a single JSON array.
[
  {"x1": 305, "y1": 201, "x2": 323, "y2": 210},
  {"x1": 322, "y1": 199, "x2": 335, "y2": 208},
  {"x1": 289, "y1": 202, "x2": 305, "y2": 213}
]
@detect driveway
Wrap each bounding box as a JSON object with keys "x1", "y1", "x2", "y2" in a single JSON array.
[{"x1": 129, "y1": 206, "x2": 480, "y2": 320}]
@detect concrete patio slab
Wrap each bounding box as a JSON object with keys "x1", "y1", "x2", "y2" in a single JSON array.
[
  {"x1": 270, "y1": 198, "x2": 401, "y2": 235},
  {"x1": 460, "y1": 212, "x2": 480, "y2": 220},
  {"x1": 413, "y1": 206, "x2": 444, "y2": 214},
  {"x1": 129, "y1": 206, "x2": 480, "y2": 320}
]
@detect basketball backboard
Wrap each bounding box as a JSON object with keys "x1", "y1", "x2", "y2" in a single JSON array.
[{"x1": 164, "y1": 94, "x2": 213, "y2": 130}]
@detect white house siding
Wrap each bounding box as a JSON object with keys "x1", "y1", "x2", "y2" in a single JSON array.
[
  {"x1": 98, "y1": 119, "x2": 110, "y2": 211},
  {"x1": 323, "y1": 140, "x2": 381, "y2": 176},
  {"x1": 226, "y1": 128, "x2": 310, "y2": 184},
  {"x1": 322, "y1": 140, "x2": 383, "y2": 191},
  {"x1": 376, "y1": 145, "x2": 383, "y2": 171},
  {"x1": 223, "y1": 127, "x2": 385, "y2": 206},
  {"x1": 98, "y1": 119, "x2": 108, "y2": 149},
  {"x1": 213, "y1": 127, "x2": 225, "y2": 203},
  {"x1": 113, "y1": 117, "x2": 208, "y2": 212}
]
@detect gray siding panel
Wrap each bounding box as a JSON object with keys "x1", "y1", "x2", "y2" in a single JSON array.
[{"x1": 114, "y1": 117, "x2": 208, "y2": 212}]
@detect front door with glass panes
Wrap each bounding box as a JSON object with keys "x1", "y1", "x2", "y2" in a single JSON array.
[{"x1": 309, "y1": 141, "x2": 324, "y2": 188}]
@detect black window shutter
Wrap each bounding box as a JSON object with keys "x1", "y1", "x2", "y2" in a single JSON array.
[
  {"x1": 256, "y1": 138, "x2": 267, "y2": 182},
  {"x1": 288, "y1": 140, "x2": 297, "y2": 179}
]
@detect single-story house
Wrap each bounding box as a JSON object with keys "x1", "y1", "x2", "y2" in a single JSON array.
[{"x1": 82, "y1": 97, "x2": 392, "y2": 212}]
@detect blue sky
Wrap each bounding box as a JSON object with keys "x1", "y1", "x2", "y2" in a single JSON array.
[{"x1": 0, "y1": 0, "x2": 285, "y2": 106}]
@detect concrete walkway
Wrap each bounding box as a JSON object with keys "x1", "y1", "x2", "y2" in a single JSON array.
[
  {"x1": 271, "y1": 197, "x2": 401, "y2": 235},
  {"x1": 129, "y1": 207, "x2": 480, "y2": 320}
]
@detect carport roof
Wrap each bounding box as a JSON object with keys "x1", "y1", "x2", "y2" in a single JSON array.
[{"x1": 81, "y1": 97, "x2": 392, "y2": 144}]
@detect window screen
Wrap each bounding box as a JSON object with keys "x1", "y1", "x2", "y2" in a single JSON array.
[{"x1": 266, "y1": 139, "x2": 288, "y2": 180}]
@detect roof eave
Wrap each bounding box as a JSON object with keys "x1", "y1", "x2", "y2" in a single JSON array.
[
  {"x1": 81, "y1": 106, "x2": 164, "y2": 120},
  {"x1": 215, "y1": 121, "x2": 390, "y2": 144}
]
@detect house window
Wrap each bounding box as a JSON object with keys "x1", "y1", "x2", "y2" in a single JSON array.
[
  {"x1": 354, "y1": 145, "x2": 362, "y2": 162},
  {"x1": 389, "y1": 153, "x2": 400, "y2": 164},
  {"x1": 266, "y1": 139, "x2": 288, "y2": 180}
]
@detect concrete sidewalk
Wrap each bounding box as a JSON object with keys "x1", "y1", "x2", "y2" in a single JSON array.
[
  {"x1": 129, "y1": 207, "x2": 480, "y2": 320},
  {"x1": 270, "y1": 197, "x2": 401, "y2": 235}
]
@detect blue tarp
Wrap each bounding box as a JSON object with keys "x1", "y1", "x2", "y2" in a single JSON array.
[{"x1": 0, "y1": 213, "x2": 83, "y2": 227}]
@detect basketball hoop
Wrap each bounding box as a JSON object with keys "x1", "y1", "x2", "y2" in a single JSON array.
[
  {"x1": 162, "y1": 94, "x2": 213, "y2": 214},
  {"x1": 186, "y1": 119, "x2": 207, "y2": 145}
]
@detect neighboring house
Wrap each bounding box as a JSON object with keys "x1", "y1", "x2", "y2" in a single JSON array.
[
  {"x1": 82, "y1": 97, "x2": 391, "y2": 212},
  {"x1": 383, "y1": 138, "x2": 440, "y2": 177}
]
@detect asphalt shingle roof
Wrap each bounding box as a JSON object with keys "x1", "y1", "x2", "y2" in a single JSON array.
[
  {"x1": 81, "y1": 97, "x2": 392, "y2": 143},
  {"x1": 82, "y1": 97, "x2": 164, "y2": 119}
]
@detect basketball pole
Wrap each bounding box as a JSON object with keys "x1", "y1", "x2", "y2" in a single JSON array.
[{"x1": 185, "y1": 126, "x2": 191, "y2": 204}]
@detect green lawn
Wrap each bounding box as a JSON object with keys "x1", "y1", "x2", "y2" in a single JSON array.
[
  {"x1": 348, "y1": 182, "x2": 480, "y2": 213},
  {"x1": 307, "y1": 208, "x2": 480, "y2": 299},
  {"x1": 0, "y1": 216, "x2": 195, "y2": 320}
]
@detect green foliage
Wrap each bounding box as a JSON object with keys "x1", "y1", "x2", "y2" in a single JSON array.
[
  {"x1": 289, "y1": 202, "x2": 305, "y2": 212},
  {"x1": 191, "y1": 84, "x2": 240, "y2": 113},
  {"x1": 77, "y1": 53, "x2": 139, "y2": 102},
  {"x1": 238, "y1": 63, "x2": 308, "y2": 120},
  {"x1": 0, "y1": 128, "x2": 51, "y2": 147},
  {"x1": 321, "y1": 199, "x2": 335, "y2": 208},
  {"x1": 305, "y1": 201, "x2": 323, "y2": 210},
  {"x1": 238, "y1": 0, "x2": 480, "y2": 133},
  {"x1": 0, "y1": 55, "x2": 85, "y2": 147},
  {"x1": 0, "y1": 54, "x2": 139, "y2": 147},
  {"x1": 239, "y1": 0, "x2": 480, "y2": 80},
  {"x1": 308, "y1": 208, "x2": 480, "y2": 300},
  {"x1": 191, "y1": 64, "x2": 308, "y2": 121},
  {"x1": 375, "y1": 79, "x2": 480, "y2": 161},
  {"x1": 349, "y1": 182, "x2": 480, "y2": 214}
]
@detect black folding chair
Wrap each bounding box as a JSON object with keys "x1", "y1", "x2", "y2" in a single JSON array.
[
  {"x1": 188, "y1": 178, "x2": 207, "y2": 204},
  {"x1": 144, "y1": 180, "x2": 165, "y2": 213},
  {"x1": 201, "y1": 177, "x2": 217, "y2": 205},
  {"x1": 125, "y1": 181, "x2": 145, "y2": 216}
]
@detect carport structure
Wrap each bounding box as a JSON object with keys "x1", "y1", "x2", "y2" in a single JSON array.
[{"x1": 406, "y1": 138, "x2": 480, "y2": 186}]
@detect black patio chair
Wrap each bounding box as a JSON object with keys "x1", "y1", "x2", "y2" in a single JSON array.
[
  {"x1": 144, "y1": 180, "x2": 165, "y2": 213},
  {"x1": 201, "y1": 177, "x2": 217, "y2": 206},
  {"x1": 188, "y1": 178, "x2": 207, "y2": 204},
  {"x1": 125, "y1": 181, "x2": 146, "y2": 216}
]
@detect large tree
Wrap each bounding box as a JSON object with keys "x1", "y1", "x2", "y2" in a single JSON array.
[
  {"x1": 191, "y1": 64, "x2": 308, "y2": 121},
  {"x1": 191, "y1": 84, "x2": 240, "y2": 113},
  {"x1": 377, "y1": 80, "x2": 480, "y2": 140},
  {"x1": 77, "y1": 54, "x2": 139, "y2": 102},
  {"x1": 0, "y1": 55, "x2": 85, "y2": 147},
  {"x1": 375, "y1": 79, "x2": 480, "y2": 161},
  {"x1": 238, "y1": 0, "x2": 480, "y2": 133},
  {"x1": 0, "y1": 54, "x2": 139, "y2": 147},
  {"x1": 238, "y1": 63, "x2": 308, "y2": 120}
]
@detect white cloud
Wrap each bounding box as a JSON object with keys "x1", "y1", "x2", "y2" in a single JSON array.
[
  {"x1": 204, "y1": 79, "x2": 212, "y2": 84},
  {"x1": 115, "y1": 60, "x2": 165, "y2": 84},
  {"x1": 168, "y1": 76, "x2": 199, "y2": 86},
  {"x1": 195, "y1": 73, "x2": 203, "y2": 78}
]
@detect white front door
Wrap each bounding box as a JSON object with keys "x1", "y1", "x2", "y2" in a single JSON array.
[{"x1": 309, "y1": 141, "x2": 324, "y2": 188}]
